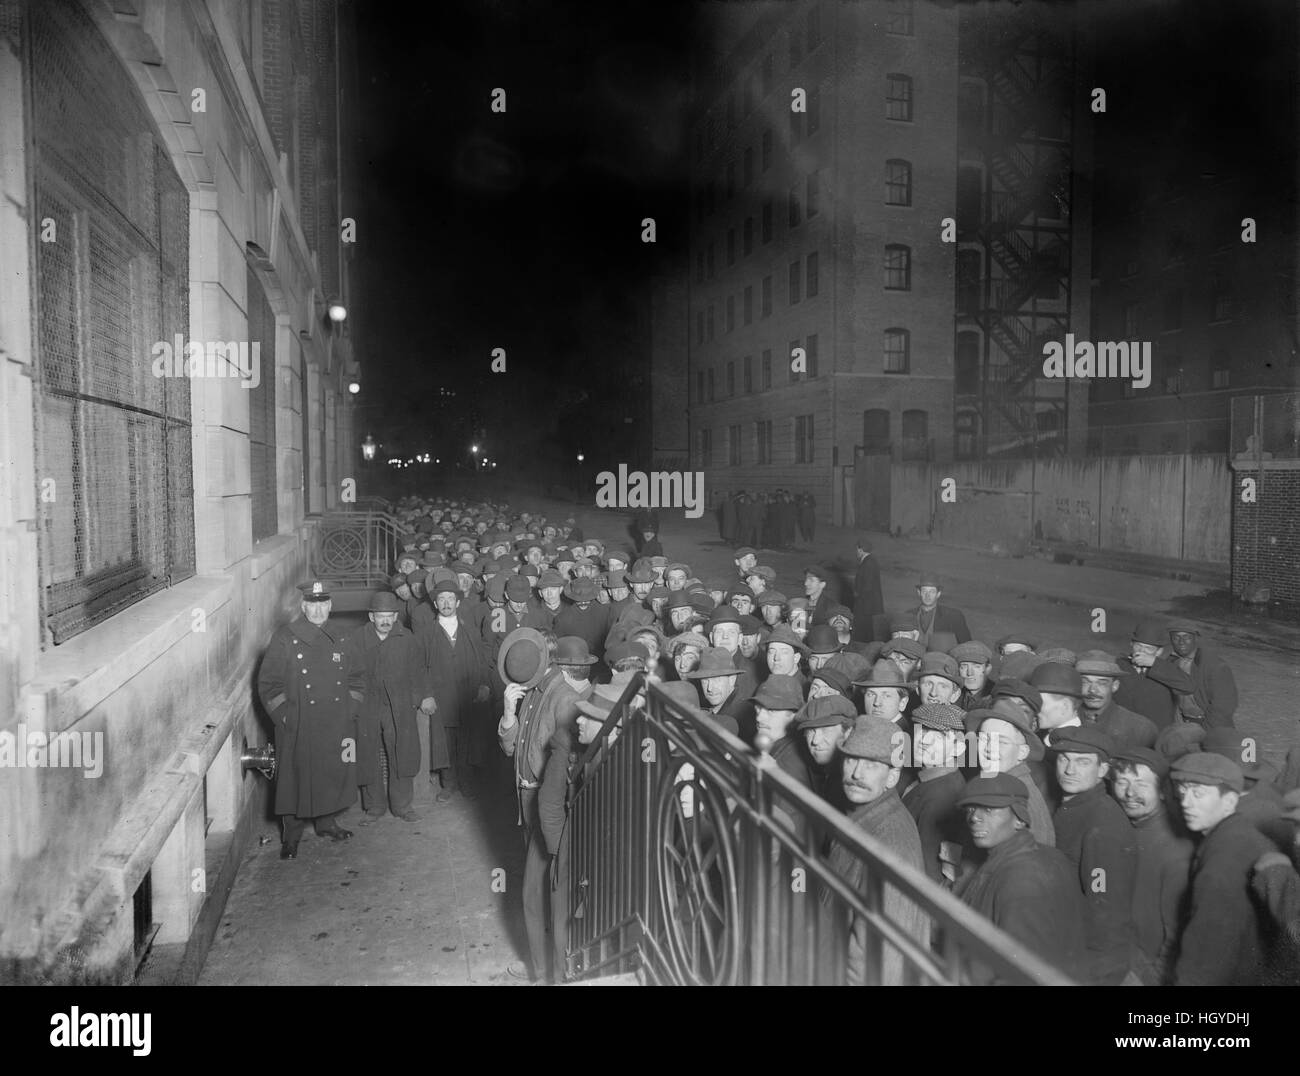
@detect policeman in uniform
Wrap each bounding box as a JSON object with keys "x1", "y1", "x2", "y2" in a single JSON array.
[{"x1": 258, "y1": 581, "x2": 366, "y2": 859}]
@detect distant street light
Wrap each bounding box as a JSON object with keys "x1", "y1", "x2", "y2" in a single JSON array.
[
  {"x1": 348, "y1": 381, "x2": 360, "y2": 394},
  {"x1": 361, "y1": 434, "x2": 376, "y2": 461},
  {"x1": 327, "y1": 298, "x2": 347, "y2": 323},
  {"x1": 576, "y1": 452, "x2": 585, "y2": 462},
  {"x1": 471, "y1": 444, "x2": 479, "y2": 456}
]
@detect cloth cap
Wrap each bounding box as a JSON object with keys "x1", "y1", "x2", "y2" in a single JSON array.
[
  {"x1": 368, "y1": 591, "x2": 403, "y2": 613},
  {"x1": 889, "y1": 615, "x2": 918, "y2": 633},
  {"x1": 804, "y1": 565, "x2": 832, "y2": 583},
  {"x1": 810, "y1": 667, "x2": 853, "y2": 698},
  {"x1": 1075, "y1": 650, "x2": 1123, "y2": 677},
  {"x1": 1155, "y1": 721, "x2": 1206, "y2": 762},
  {"x1": 485, "y1": 574, "x2": 509, "y2": 603},
  {"x1": 738, "y1": 613, "x2": 763, "y2": 637},
  {"x1": 912, "y1": 702, "x2": 967, "y2": 732},
  {"x1": 749, "y1": 674, "x2": 805, "y2": 712},
  {"x1": 734, "y1": 547, "x2": 757, "y2": 559},
  {"x1": 1051, "y1": 724, "x2": 1116, "y2": 760},
  {"x1": 916, "y1": 652, "x2": 962, "y2": 686},
  {"x1": 604, "y1": 641, "x2": 649, "y2": 668},
  {"x1": 826, "y1": 652, "x2": 873, "y2": 684},
  {"x1": 390, "y1": 573, "x2": 409, "y2": 589},
  {"x1": 915, "y1": 572, "x2": 943, "y2": 588},
  {"x1": 956, "y1": 774, "x2": 1031, "y2": 825},
  {"x1": 967, "y1": 704, "x2": 1039, "y2": 755},
  {"x1": 537, "y1": 569, "x2": 566, "y2": 590},
  {"x1": 1110, "y1": 746, "x2": 1170, "y2": 779},
  {"x1": 666, "y1": 562, "x2": 691, "y2": 576},
  {"x1": 1170, "y1": 751, "x2": 1244, "y2": 792},
  {"x1": 786, "y1": 597, "x2": 810, "y2": 612},
  {"x1": 563, "y1": 577, "x2": 599, "y2": 603},
  {"x1": 841, "y1": 715, "x2": 907, "y2": 765},
  {"x1": 1167, "y1": 620, "x2": 1200, "y2": 636},
  {"x1": 624, "y1": 567, "x2": 655, "y2": 585},
  {"x1": 667, "y1": 631, "x2": 709, "y2": 656},
  {"x1": 950, "y1": 640, "x2": 993, "y2": 664},
  {"x1": 1037, "y1": 647, "x2": 1076, "y2": 666},
  {"x1": 882, "y1": 638, "x2": 924, "y2": 662},
  {"x1": 796, "y1": 695, "x2": 857, "y2": 729},
  {"x1": 998, "y1": 651, "x2": 1044, "y2": 682},
  {"x1": 758, "y1": 591, "x2": 787, "y2": 608},
  {"x1": 996, "y1": 633, "x2": 1037, "y2": 651},
  {"x1": 825, "y1": 604, "x2": 854, "y2": 625}
]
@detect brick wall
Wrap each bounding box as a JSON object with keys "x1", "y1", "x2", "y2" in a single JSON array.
[{"x1": 1230, "y1": 461, "x2": 1300, "y2": 607}]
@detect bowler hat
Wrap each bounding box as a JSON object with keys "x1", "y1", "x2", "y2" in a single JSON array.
[
  {"x1": 805, "y1": 625, "x2": 842, "y2": 656},
  {"x1": 1170, "y1": 751, "x2": 1244, "y2": 792},
  {"x1": 1131, "y1": 619, "x2": 1168, "y2": 645},
  {"x1": 605, "y1": 641, "x2": 649, "y2": 669},
  {"x1": 682, "y1": 647, "x2": 745, "y2": 680},
  {"x1": 990, "y1": 676, "x2": 1043, "y2": 710},
  {"x1": 624, "y1": 566, "x2": 655, "y2": 585},
  {"x1": 658, "y1": 681, "x2": 702, "y2": 712},
  {"x1": 368, "y1": 591, "x2": 403, "y2": 613},
  {"x1": 796, "y1": 694, "x2": 857, "y2": 730},
  {"x1": 1029, "y1": 661, "x2": 1084, "y2": 698},
  {"x1": 665, "y1": 590, "x2": 694, "y2": 611},
  {"x1": 915, "y1": 572, "x2": 943, "y2": 589},
  {"x1": 390, "y1": 572, "x2": 408, "y2": 589},
  {"x1": 430, "y1": 579, "x2": 461, "y2": 598},
  {"x1": 707, "y1": 607, "x2": 743, "y2": 631},
  {"x1": 554, "y1": 636, "x2": 598, "y2": 666},
  {"x1": 497, "y1": 626, "x2": 549, "y2": 690},
  {"x1": 504, "y1": 575, "x2": 532, "y2": 603},
  {"x1": 1051, "y1": 724, "x2": 1115, "y2": 760},
  {"x1": 841, "y1": 715, "x2": 907, "y2": 765},
  {"x1": 749, "y1": 674, "x2": 805, "y2": 711},
  {"x1": 916, "y1": 652, "x2": 962, "y2": 687}
]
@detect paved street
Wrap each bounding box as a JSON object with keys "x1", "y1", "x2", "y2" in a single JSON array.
[{"x1": 199, "y1": 487, "x2": 1298, "y2": 986}]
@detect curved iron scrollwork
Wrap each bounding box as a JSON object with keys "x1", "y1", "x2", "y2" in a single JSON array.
[
  {"x1": 316, "y1": 524, "x2": 369, "y2": 575},
  {"x1": 653, "y1": 762, "x2": 742, "y2": 985}
]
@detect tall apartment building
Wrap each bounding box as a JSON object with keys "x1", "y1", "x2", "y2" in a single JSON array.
[
  {"x1": 0, "y1": 0, "x2": 359, "y2": 983},
  {"x1": 686, "y1": 0, "x2": 959, "y2": 524},
  {"x1": 1086, "y1": 0, "x2": 1299, "y2": 455}
]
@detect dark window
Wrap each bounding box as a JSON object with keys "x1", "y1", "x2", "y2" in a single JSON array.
[
  {"x1": 886, "y1": 74, "x2": 913, "y2": 121},
  {"x1": 762, "y1": 127, "x2": 773, "y2": 171},
  {"x1": 795, "y1": 414, "x2": 815, "y2": 463},
  {"x1": 956, "y1": 331, "x2": 980, "y2": 393},
  {"x1": 761, "y1": 349, "x2": 772, "y2": 389},
  {"x1": 1211, "y1": 349, "x2": 1230, "y2": 388},
  {"x1": 956, "y1": 249, "x2": 981, "y2": 314},
  {"x1": 762, "y1": 199, "x2": 773, "y2": 242},
  {"x1": 696, "y1": 370, "x2": 704, "y2": 402},
  {"x1": 248, "y1": 268, "x2": 278, "y2": 542},
  {"x1": 789, "y1": 261, "x2": 802, "y2": 304},
  {"x1": 884, "y1": 328, "x2": 910, "y2": 372},
  {"x1": 885, "y1": 159, "x2": 912, "y2": 205},
  {"x1": 762, "y1": 275, "x2": 773, "y2": 317},
  {"x1": 806, "y1": 332, "x2": 819, "y2": 377},
  {"x1": 788, "y1": 184, "x2": 802, "y2": 228},
  {"x1": 698, "y1": 427, "x2": 712, "y2": 467},
  {"x1": 729, "y1": 424, "x2": 742, "y2": 466},
  {"x1": 744, "y1": 285, "x2": 753, "y2": 324},
  {"x1": 807, "y1": 171, "x2": 820, "y2": 217},
  {"x1": 726, "y1": 361, "x2": 735, "y2": 396},
  {"x1": 707, "y1": 368, "x2": 715, "y2": 401},
  {"x1": 756, "y1": 420, "x2": 773, "y2": 464},
  {"x1": 863, "y1": 409, "x2": 891, "y2": 454},
  {"x1": 884, "y1": 244, "x2": 911, "y2": 290},
  {"x1": 807, "y1": 5, "x2": 823, "y2": 48},
  {"x1": 806, "y1": 252, "x2": 819, "y2": 297},
  {"x1": 901, "y1": 409, "x2": 928, "y2": 460},
  {"x1": 1212, "y1": 285, "x2": 1233, "y2": 322},
  {"x1": 744, "y1": 355, "x2": 753, "y2": 393},
  {"x1": 886, "y1": 0, "x2": 914, "y2": 35}
]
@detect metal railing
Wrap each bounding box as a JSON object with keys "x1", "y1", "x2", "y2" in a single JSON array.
[
  {"x1": 309, "y1": 508, "x2": 407, "y2": 589},
  {"x1": 562, "y1": 677, "x2": 1073, "y2": 986}
]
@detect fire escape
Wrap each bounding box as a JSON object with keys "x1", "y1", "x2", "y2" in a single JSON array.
[{"x1": 956, "y1": 10, "x2": 1073, "y2": 457}]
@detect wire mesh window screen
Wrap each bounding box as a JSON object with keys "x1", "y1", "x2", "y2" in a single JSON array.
[
  {"x1": 31, "y1": 0, "x2": 194, "y2": 646},
  {"x1": 247, "y1": 266, "x2": 279, "y2": 541}
]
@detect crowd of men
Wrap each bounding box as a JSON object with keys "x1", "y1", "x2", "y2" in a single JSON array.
[
  {"x1": 257, "y1": 493, "x2": 1300, "y2": 987},
  {"x1": 716, "y1": 489, "x2": 817, "y2": 549}
]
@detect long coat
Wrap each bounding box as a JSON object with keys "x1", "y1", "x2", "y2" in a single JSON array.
[
  {"x1": 1129, "y1": 807, "x2": 1192, "y2": 985},
  {"x1": 825, "y1": 789, "x2": 930, "y2": 986},
  {"x1": 258, "y1": 615, "x2": 365, "y2": 818},
  {"x1": 1090, "y1": 700, "x2": 1158, "y2": 750},
  {"x1": 1115, "y1": 657, "x2": 1195, "y2": 730},
  {"x1": 422, "y1": 613, "x2": 491, "y2": 768},
  {"x1": 1053, "y1": 783, "x2": 1138, "y2": 984},
  {"x1": 1184, "y1": 646, "x2": 1239, "y2": 728},
  {"x1": 901, "y1": 768, "x2": 970, "y2": 885},
  {"x1": 344, "y1": 621, "x2": 429, "y2": 785},
  {"x1": 852, "y1": 555, "x2": 884, "y2": 639},
  {"x1": 953, "y1": 829, "x2": 1087, "y2": 983}
]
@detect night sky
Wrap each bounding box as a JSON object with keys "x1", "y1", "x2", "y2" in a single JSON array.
[{"x1": 349, "y1": 0, "x2": 1297, "y2": 476}]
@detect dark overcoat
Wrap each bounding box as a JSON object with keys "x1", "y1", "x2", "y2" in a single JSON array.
[
  {"x1": 423, "y1": 613, "x2": 491, "y2": 768},
  {"x1": 258, "y1": 615, "x2": 365, "y2": 818},
  {"x1": 852, "y1": 555, "x2": 884, "y2": 638},
  {"x1": 344, "y1": 621, "x2": 428, "y2": 785}
]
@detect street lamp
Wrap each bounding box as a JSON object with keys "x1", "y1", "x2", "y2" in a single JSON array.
[
  {"x1": 576, "y1": 452, "x2": 584, "y2": 462},
  {"x1": 348, "y1": 381, "x2": 360, "y2": 395},
  {"x1": 361, "y1": 434, "x2": 376, "y2": 462},
  {"x1": 327, "y1": 297, "x2": 347, "y2": 323}
]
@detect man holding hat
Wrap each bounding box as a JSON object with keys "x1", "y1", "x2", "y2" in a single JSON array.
[
  {"x1": 828, "y1": 715, "x2": 929, "y2": 986},
  {"x1": 1076, "y1": 650, "x2": 1158, "y2": 750},
  {"x1": 1050, "y1": 725, "x2": 1138, "y2": 984},
  {"x1": 344, "y1": 591, "x2": 434, "y2": 824},
  {"x1": 953, "y1": 774, "x2": 1087, "y2": 984},
  {"x1": 1168, "y1": 620, "x2": 1239, "y2": 728},
  {"x1": 1116, "y1": 619, "x2": 1197, "y2": 730},
  {"x1": 797, "y1": 695, "x2": 856, "y2": 809},
  {"x1": 852, "y1": 536, "x2": 884, "y2": 642},
  {"x1": 257, "y1": 581, "x2": 367, "y2": 859},
  {"x1": 906, "y1": 574, "x2": 971, "y2": 649},
  {"x1": 1109, "y1": 747, "x2": 1192, "y2": 985},
  {"x1": 1171, "y1": 751, "x2": 1276, "y2": 985}
]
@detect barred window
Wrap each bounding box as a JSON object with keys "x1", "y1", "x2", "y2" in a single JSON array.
[
  {"x1": 885, "y1": 244, "x2": 912, "y2": 290},
  {"x1": 756, "y1": 420, "x2": 773, "y2": 464},
  {"x1": 744, "y1": 355, "x2": 753, "y2": 393},
  {"x1": 31, "y1": 0, "x2": 194, "y2": 645},
  {"x1": 744, "y1": 285, "x2": 754, "y2": 324},
  {"x1": 795, "y1": 415, "x2": 815, "y2": 463},
  {"x1": 806, "y1": 333, "x2": 819, "y2": 377},
  {"x1": 729, "y1": 424, "x2": 742, "y2": 466},
  {"x1": 762, "y1": 349, "x2": 772, "y2": 389}
]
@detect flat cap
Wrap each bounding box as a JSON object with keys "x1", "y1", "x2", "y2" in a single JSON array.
[
  {"x1": 667, "y1": 631, "x2": 709, "y2": 655},
  {"x1": 957, "y1": 774, "x2": 1031, "y2": 824},
  {"x1": 734, "y1": 546, "x2": 757, "y2": 559},
  {"x1": 841, "y1": 715, "x2": 907, "y2": 766},
  {"x1": 950, "y1": 640, "x2": 993, "y2": 664},
  {"x1": 996, "y1": 633, "x2": 1037, "y2": 651},
  {"x1": 882, "y1": 638, "x2": 924, "y2": 662},
  {"x1": 758, "y1": 590, "x2": 787, "y2": 608},
  {"x1": 803, "y1": 564, "x2": 833, "y2": 583},
  {"x1": 1075, "y1": 650, "x2": 1123, "y2": 677},
  {"x1": 1155, "y1": 721, "x2": 1206, "y2": 762},
  {"x1": 796, "y1": 694, "x2": 857, "y2": 730},
  {"x1": 738, "y1": 613, "x2": 764, "y2": 636},
  {"x1": 915, "y1": 572, "x2": 943, "y2": 588},
  {"x1": 810, "y1": 667, "x2": 853, "y2": 698},
  {"x1": 1170, "y1": 751, "x2": 1244, "y2": 792},
  {"x1": 912, "y1": 702, "x2": 967, "y2": 732},
  {"x1": 1051, "y1": 724, "x2": 1116, "y2": 760},
  {"x1": 1167, "y1": 620, "x2": 1200, "y2": 636},
  {"x1": 749, "y1": 674, "x2": 806, "y2": 711},
  {"x1": 537, "y1": 569, "x2": 566, "y2": 589},
  {"x1": 916, "y1": 652, "x2": 962, "y2": 686},
  {"x1": 1110, "y1": 746, "x2": 1170, "y2": 778}
]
